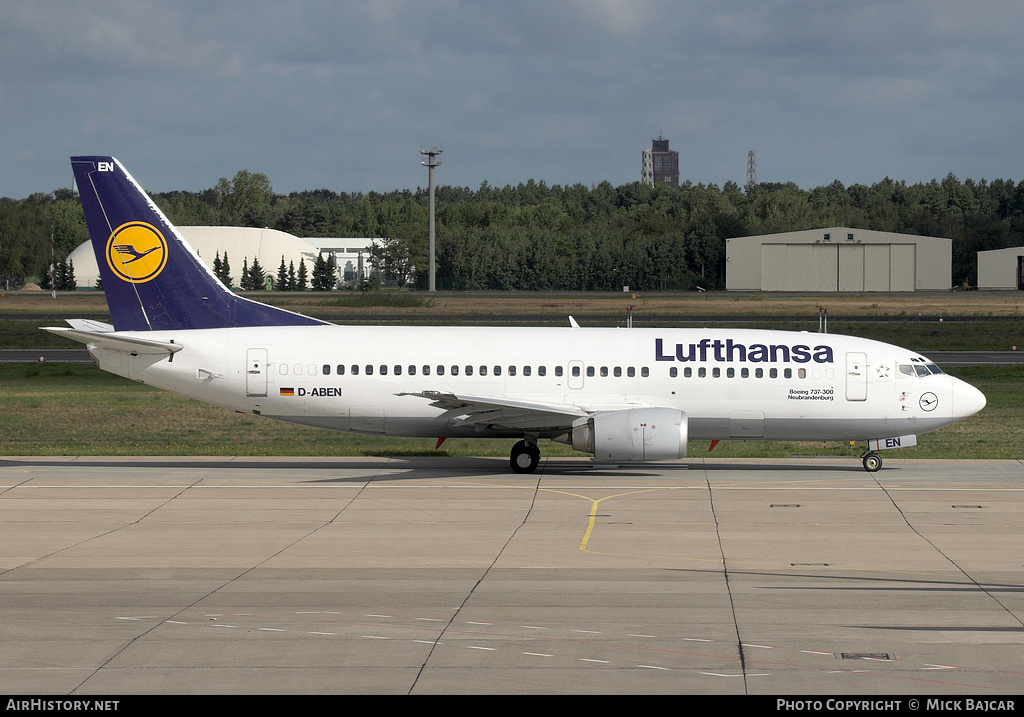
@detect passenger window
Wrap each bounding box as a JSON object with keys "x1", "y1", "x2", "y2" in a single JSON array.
[
  {"x1": 465, "y1": 365, "x2": 473, "y2": 376},
  {"x1": 798, "y1": 368, "x2": 806, "y2": 378},
  {"x1": 408, "y1": 365, "x2": 416, "y2": 376},
  {"x1": 754, "y1": 368, "x2": 762, "y2": 378},
  {"x1": 713, "y1": 367, "x2": 720, "y2": 378},
  {"x1": 769, "y1": 368, "x2": 777, "y2": 378},
  {"x1": 614, "y1": 367, "x2": 622, "y2": 377},
  {"x1": 571, "y1": 366, "x2": 581, "y2": 377},
  {"x1": 337, "y1": 365, "x2": 346, "y2": 376},
  {"x1": 480, "y1": 366, "x2": 487, "y2": 376},
  {"x1": 494, "y1": 366, "x2": 502, "y2": 376},
  {"x1": 586, "y1": 366, "x2": 594, "y2": 377},
  {"x1": 641, "y1": 367, "x2": 649, "y2": 378},
  {"x1": 784, "y1": 368, "x2": 792, "y2": 378},
  {"x1": 423, "y1": 365, "x2": 431, "y2": 376},
  {"x1": 380, "y1": 365, "x2": 388, "y2": 375},
  {"x1": 365, "y1": 365, "x2": 373, "y2": 375},
  {"x1": 436, "y1": 365, "x2": 444, "y2": 376},
  {"x1": 451, "y1": 366, "x2": 459, "y2": 376},
  {"x1": 524, "y1": 366, "x2": 532, "y2": 376},
  {"x1": 554, "y1": 366, "x2": 563, "y2": 377},
  {"x1": 684, "y1": 367, "x2": 692, "y2": 378},
  {"x1": 670, "y1": 367, "x2": 678, "y2": 378},
  {"x1": 627, "y1": 367, "x2": 635, "y2": 378},
  {"x1": 698, "y1": 367, "x2": 706, "y2": 378},
  {"x1": 394, "y1": 365, "x2": 402, "y2": 376},
  {"x1": 600, "y1": 366, "x2": 608, "y2": 377},
  {"x1": 538, "y1": 366, "x2": 546, "y2": 377},
  {"x1": 323, "y1": 364, "x2": 331, "y2": 376},
  {"x1": 508, "y1": 366, "x2": 516, "y2": 376},
  {"x1": 351, "y1": 365, "x2": 359, "y2": 375},
  {"x1": 727, "y1": 368, "x2": 734, "y2": 378}
]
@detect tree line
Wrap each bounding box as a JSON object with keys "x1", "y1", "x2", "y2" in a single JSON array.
[{"x1": 3, "y1": 169, "x2": 1024, "y2": 291}]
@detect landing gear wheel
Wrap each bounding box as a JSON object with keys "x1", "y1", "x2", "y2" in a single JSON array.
[
  {"x1": 862, "y1": 452, "x2": 882, "y2": 472},
  {"x1": 510, "y1": 440, "x2": 540, "y2": 474}
]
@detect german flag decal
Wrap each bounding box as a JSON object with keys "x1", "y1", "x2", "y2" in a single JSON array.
[{"x1": 280, "y1": 387, "x2": 295, "y2": 396}]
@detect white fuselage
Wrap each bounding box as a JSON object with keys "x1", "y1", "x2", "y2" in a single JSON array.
[{"x1": 85, "y1": 324, "x2": 985, "y2": 445}]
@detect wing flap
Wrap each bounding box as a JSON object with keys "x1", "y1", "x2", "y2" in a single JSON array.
[{"x1": 397, "y1": 391, "x2": 587, "y2": 431}]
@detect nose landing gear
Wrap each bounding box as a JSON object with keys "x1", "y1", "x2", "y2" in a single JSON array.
[{"x1": 861, "y1": 450, "x2": 882, "y2": 472}]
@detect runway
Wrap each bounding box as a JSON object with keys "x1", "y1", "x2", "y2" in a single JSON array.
[{"x1": 1, "y1": 456, "x2": 1022, "y2": 695}]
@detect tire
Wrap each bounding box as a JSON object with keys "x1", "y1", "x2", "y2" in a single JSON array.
[
  {"x1": 862, "y1": 453, "x2": 882, "y2": 472},
  {"x1": 510, "y1": 440, "x2": 540, "y2": 474}
]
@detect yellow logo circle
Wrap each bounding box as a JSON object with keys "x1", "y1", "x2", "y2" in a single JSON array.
[{"x1": 105, "y1": 222, "x2": 168, "y2": 283}]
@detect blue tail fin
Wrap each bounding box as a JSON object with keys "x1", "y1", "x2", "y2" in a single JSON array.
[{"x1": 71, "y1": 156, "x2": 325, "y2": 331}]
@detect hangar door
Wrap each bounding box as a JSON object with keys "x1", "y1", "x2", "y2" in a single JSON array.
[
  {"x1": 761, "y1": 242, "x2": 916, "y2": 291},
  {"x1": 761, "y1": 243, "x2": 836, "y2": 291}
]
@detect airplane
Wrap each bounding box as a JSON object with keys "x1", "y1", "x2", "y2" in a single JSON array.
[{"x1": 47, "y1": 156, "x2": 987, "y2": 474}]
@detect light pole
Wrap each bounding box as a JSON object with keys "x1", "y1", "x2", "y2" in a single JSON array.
[{"x1": 420, "y1": 146, "x2": 442, "y2": 292}]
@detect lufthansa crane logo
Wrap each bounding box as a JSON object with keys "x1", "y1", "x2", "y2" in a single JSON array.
[{"x1": 105, "y1": 222, "x2": 168, "y2": 283}]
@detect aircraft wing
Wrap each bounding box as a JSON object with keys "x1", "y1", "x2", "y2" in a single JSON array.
[{"x1": 396, "y1": 391, "x2": 588, "y2": 431}]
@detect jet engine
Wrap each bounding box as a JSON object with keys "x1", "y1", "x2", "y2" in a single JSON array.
[{"x1": 565, "y1": 408, "x2": 688, "y2": 463}]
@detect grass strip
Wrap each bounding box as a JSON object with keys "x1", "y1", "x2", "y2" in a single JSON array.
[{"x1": 1, "y1": 364, "x2": 1017, "y2": 460}]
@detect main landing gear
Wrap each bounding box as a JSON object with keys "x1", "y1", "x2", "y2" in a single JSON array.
[
  {"x1": 510, "y1": 439, "x2": 540, "y2": 474},
  {"x1": 861, "y1": 450, "x2": 882, "y2": 472}
]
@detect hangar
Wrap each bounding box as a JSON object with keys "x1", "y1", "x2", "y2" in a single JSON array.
[
  {"x1": 726, "y1": 227, "x2": 951, "y2": 292},
  {"x1": 977, "y1": 246, "x2": 1024, "y2": 290}
]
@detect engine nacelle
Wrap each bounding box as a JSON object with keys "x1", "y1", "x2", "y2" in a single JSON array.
[{"x1": 570, "y1": 408, "x2": 687, "y2": 463}]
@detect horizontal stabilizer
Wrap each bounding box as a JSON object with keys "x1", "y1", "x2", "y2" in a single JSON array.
[
  {"x1": 43, "y1": 327, "x2": 183, "y2": 356},
  {"x1": 65, "y1": 318, "x2": 115, "y2": 333}
]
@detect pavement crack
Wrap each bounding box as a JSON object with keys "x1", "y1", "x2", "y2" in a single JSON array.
[
  {"x1": 407, "y1": 473, "x2": 543, "y2": 694},
  {"x1": 705, "y1": 471, "x2": 749, "y2": 695}
]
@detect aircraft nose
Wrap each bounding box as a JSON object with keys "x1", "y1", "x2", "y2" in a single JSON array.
[{"x1": 952, "y1": 378, "x2": 986, "y2": 419}]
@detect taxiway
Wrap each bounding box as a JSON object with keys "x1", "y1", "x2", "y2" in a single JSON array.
[{"x1": 1, "y1": 456, "x2": 1022, "y2": 695}]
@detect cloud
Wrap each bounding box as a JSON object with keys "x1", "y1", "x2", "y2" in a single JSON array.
[{"x1": 1, "y1": 1, "x2": 1022, "y2": 197}]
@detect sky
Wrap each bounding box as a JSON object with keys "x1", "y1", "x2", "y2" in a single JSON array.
[{"x1": 2, "y1": 0, "x2": 1022, "y2": 199}]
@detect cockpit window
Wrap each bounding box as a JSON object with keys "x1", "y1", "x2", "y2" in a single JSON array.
[{"x1": 899, "y1": 363, "x2": 943, "y2": 377}]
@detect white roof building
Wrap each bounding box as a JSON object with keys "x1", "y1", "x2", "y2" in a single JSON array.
[{"x1": 68, "y1": 227, "x2": 375, "y2": 288}]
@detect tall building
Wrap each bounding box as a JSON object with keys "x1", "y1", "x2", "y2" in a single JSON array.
[{"x1": 641, "y1": 135, "x2": 679, "y2": 188}]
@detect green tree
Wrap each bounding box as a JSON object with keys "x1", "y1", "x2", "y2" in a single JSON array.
[
  {"x1": 240, "y1": 257, "x2": 251, "y2": 290},
  {"x1": 221, "y1": 252, "x2": 232, "y2": 287},
  {"x1": 276, "y1": 256, "x2": 289, "y2": 291},
  {"x1": 215, "y1": 170, "x2": 275, "y2": 227},
  {"x1": 311, "y1": 253, "x2": 336, "y2": 291},
  {"x1": 249, "y1": 257, "x2": 266, "y2": 290}
]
